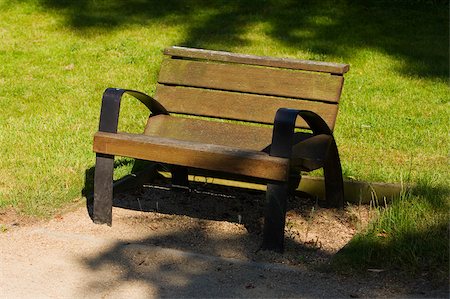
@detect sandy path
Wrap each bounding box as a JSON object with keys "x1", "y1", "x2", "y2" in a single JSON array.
[{"x1": 0, "y1": 206, "x2": 446, "y2": 298}]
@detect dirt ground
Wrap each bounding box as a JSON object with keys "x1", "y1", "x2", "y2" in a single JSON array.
[
  {"x1": 112, "y1": 181, "x2": 373, "y2": 266},
  {"x1": 1, "y1": 181, "x2": 448, "y2": 298}
]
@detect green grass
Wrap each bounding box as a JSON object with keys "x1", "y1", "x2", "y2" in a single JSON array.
[
  {"x1": 333, "y1": 180, "x2": 449, "y2": 281},
  {"x1": 0, "y1": 0, "x2": 448, "y2": 276}
]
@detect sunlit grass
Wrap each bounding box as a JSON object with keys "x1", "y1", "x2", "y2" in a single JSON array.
[{"x1": 0, "y1": 3, "x2": 185, "y2": 214}]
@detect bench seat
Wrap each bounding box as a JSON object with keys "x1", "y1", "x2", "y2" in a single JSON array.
[
  {"x1": 143, "y1": 114, "x2": 332, "y2": 172},
  {"x1": 94, "y1": 131, "x2": 290, "y2": 182}
]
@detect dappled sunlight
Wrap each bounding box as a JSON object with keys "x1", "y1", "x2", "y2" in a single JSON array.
[{"x1": 9, "y1": 0, "x2": 447, "y2": 79}]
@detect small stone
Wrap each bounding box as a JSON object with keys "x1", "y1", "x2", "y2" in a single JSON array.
[{"x1": 64, "y1": 64, "x2": 75, "y2": 70}]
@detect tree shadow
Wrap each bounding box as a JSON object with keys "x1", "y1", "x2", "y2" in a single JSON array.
[
  {"x1": 332, "y1": 181, "x2": 449, "y2": 285},
  {"x1": 409, "y1": 180, "x2": 450, "y2": 211},
  {"x1": 19, "y1": 0, "x2": 449, "y2": 79},
  {"x1": 79, "y1": 233, "x2": 342, "y2": 298},
  {"x1": 78, "y1": 160, "x2": 449, "y2": 297},
  {"x1": 79, "y1": 232, "x2": 449, "y2": 297}
]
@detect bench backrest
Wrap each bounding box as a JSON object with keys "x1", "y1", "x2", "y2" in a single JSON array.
[{"x1": 154, "y1": 46, "x2": 349, "y2": 130}]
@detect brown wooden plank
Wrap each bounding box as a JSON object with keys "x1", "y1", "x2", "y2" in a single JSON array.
[
  {"x1": 144, "y1": 115, "x2": 330, "y2": 170},
  {"x1": 93, "y1": 131, "x2": 289, "y2": 182},
  {"x1": 144, "y1": 114, "x2": 273, "y2": 151},
  {"x1": 291, "y1": 134, "x2": 331, "y2": 171},
  {"x1": 164, "y1": 46, "x2": 350, "y2": 75},
  {"x1": 154, "y1": 85, "x2": 339, "y2": 129},
  {"x1": 158, "y1": 59, "x2": 344, "y2": 103}
]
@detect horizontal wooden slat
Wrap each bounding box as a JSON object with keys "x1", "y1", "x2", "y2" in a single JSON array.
[
  {"x1": 144, "y1": 114, "x2": 273, "y2": 151},
  {"x1": 155, "y1": 85, "x2": 339, "y2": 129},
  {"x1": 158, "y1": 59, "x2": 344, "y2": 103},
  {"x1": 93, "y1": 131, "x2": 289, "y2": 182},
  {"x1": 164, "y1": 46, "x2": 350, "y2": 75}
]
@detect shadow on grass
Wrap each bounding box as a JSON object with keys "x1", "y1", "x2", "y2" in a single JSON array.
[
  {"x1": 19, "y1": 0, "x2": 449, "y2": 79},
  {"x1": 332, "y1": 182, "x2": 449, "y2": 283}
]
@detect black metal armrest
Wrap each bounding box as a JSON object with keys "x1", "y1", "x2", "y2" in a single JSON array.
[
  {"x1": 270, "y1": 108, "x2": 333, "y2": 158},
  {"x1": 98, "y1": 88, "x2": 169, "y2": 133},
  {"x1": 270, "y1": 108, "x2": 343, "y2": 208}
]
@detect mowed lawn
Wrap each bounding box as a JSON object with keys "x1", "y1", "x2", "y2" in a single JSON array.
[{"x1": 0, "y1": 0, "x2": 448, "y2": 276}]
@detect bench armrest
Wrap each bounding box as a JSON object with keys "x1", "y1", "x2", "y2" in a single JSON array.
[
  {"x1": 270, "y1": 108, "x2": 344, "y2": 208},
  {"x1": 98, "y1": 88, "x2": 168, "y2": 133},
  {"x1": 270, "y1": 108, "x2": 333, "y2": 158}
]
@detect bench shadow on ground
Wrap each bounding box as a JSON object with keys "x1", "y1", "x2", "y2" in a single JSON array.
[{"x1": 83, "y1": 161, "x2": 335, "y2": 257}]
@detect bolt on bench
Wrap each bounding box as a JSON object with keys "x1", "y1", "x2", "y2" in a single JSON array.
[{"x1": 92, "y1": 46, "x2": 349, "y2": 252}]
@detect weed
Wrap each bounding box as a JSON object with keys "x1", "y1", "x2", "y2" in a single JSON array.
[
  {"x1": 304, "y1": 206, "x2": 316, "y2": 241},
  {"x1": 0, "y1": 225, "x2": 7, "y2": 233}
]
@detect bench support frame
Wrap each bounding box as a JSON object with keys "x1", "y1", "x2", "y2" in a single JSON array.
[{"x1": 93, "y1": 88, "x2": 168, "y2": 225}]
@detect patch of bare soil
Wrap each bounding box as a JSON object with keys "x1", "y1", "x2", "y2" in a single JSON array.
[
  {"x1": 0, "y1": 208, "x2": 39, "y2": 229},
  {"x1": 113, "y1": 179, "x2": 374, "y2": 267}
]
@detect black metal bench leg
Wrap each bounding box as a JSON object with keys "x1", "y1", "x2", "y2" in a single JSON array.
[
  {"x1": 288, "y1": 173, "x2": 301, "y2": 196},
  {"x1": 262, "y1": 183, "x2": 289, "y2": 253},
  {"x1": 93, "y1": 153, "x2": 114, "y2": 225},
  {"x1": 323, "y1": 138, "x2": 344, "y2": 208},
  {"x1": 171, "y1": 165, "x2": 189, "y2": 188}
]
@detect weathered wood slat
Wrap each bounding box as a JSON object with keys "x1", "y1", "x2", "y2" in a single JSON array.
[
  {"x1": 291, "y1": 134, "x2": 331, "y2": 171},
  {"x1": 164, "y1": 46, "x2": 350, "y2": 75},
  {"x1": 93, "y1": 131, "x2": 290, "y2": 182},
  {"x1": 158, "y1": 59, "x2": 344, "y2": 103},
  {"x1": 144, "y1": 115, "x2": 331, "y2": 171},
  {"x1": 154, "y1": 85, "x2": 339, "y2": 129},
  {"x1": 144, "y1": 114, "x2": 273, "y2": 151}
]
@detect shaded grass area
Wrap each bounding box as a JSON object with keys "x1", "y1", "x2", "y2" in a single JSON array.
[
  {"x1": 333, "y1": 181, "x2": 449, "y2": 281},
  {"x1": 0, "y1": 0, "x2": 448, "y2": 278},
  {"x1": 20, "y1": 0, "x2": 449, "y2": 80}
]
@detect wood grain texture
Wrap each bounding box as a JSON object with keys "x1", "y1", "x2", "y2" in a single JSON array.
[
  {"x1": 144, "y1": 115, "x2": 332, "y2": 171},
  {"x1": 158, "y1": 59, "x2": 344, "y2": 103},
  {"x1": 154, "y1": 85, "x2": 339, "y2": 129},
  {"x1": 144, "y1": 114, "x2": 273, "y2": 151},
  {"x1": 93, "y1": 131, "x2": 290, "y2": 182},
  {"x1": 291, "y1": 134, "x2": 332, "y2": 171},
  {"x1": 164, "y1": 46, "x2": 350, "y2": 74}
]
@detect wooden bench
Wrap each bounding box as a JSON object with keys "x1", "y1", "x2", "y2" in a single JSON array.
[{"x1": 92, "y1": 46, "x2": 349, "y2": 252}]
